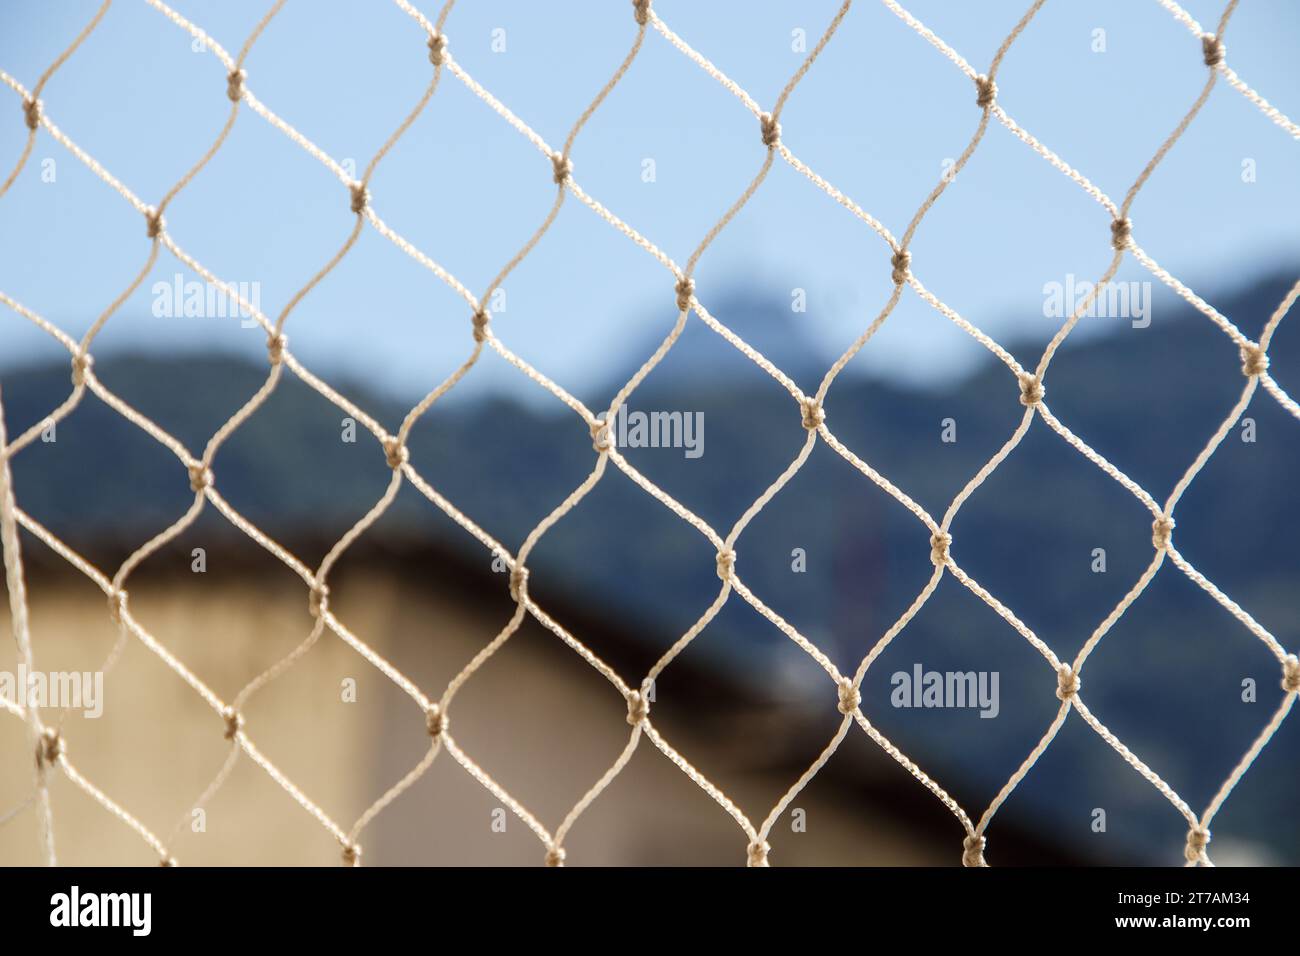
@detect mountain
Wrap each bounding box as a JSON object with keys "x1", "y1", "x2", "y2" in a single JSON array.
[
  {"x1": 610, "y1": 287, "x2": 835, "y2": 393},
  {"x1": 2, "y1": 269, "x2": 1297, "y2": 864}
]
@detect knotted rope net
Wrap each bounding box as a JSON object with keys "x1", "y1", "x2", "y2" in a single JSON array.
[{"x1": 1, "y1": 0, "x2": 1297, "y2": 868}]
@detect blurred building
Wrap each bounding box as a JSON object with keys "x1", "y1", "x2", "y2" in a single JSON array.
[{"x1": 0, "y1": 542, "x2": 1075, "y2": 866}]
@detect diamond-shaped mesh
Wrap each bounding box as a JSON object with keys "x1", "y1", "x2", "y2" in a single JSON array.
[{"x1": 1, "y1": 0, "x2": 1297, "y2": 867}]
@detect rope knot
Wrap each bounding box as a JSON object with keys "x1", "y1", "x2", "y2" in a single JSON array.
[
  {"x1": 759, "y1": 112, "x2": 780, "y2": 148},
  {"x1": 221, "y1": 706, "x2": 244, "y2": 740},
  {"x1": 632, "y1": 0, "x2": 650, "y2": 26},
  {"x1": 890, "y1": 249, "x2": 911, "y2": 285},
  {"x1": 837, "y1": 678, "x2": 861, "y2": 715},
  {"x1": 349, "y1": 182, "x2": 369, "y2": 215},
  {"x1": 962, "y1": 833, "x2": 986, "y2": 867},
  {"x1": 1240, "y1": 344, "x2": 1268, "y2": 378},
  {"x1": 22, "y1": 97, "x2": 39, "y2": 131},
  {"x1": 1019, "y1": 374, "x2": 1044, "y2": 407},
  {"x1": 267, "y1": 333, "x2": 287, "y2": 365},
  {"x1": 1152, "y1": 514, "x2": 1174, "y2": 551},
  {"x1": 427, "y1": 33, "x2": 447, "y2": 66},
  {"x1": 974, "y1": 74, "x2": 996, "y2": 109},
  {"x1": 930, "y1": 530, "x2": 951, "y2": 566},
  {"x1": 1201, "y1": 34, "x2": 1224, "y2": 68},
  {"x1": 674, "y1": 276, "x2": 694, "y2": 312},
  {"x1": 342, "y1": 844, "x2": 362, "y2": 867},
  {"x1": 800, "y1": 397, "x2": 824, "y2": 431},
  {"x1": 309, "y1": 582, "x2": 329, "y2": 617},
  {"x1": 509, "y1": 564, "x2": 529, "y2": 601},
  {"x1": 37, "y1": 728, "x2": 62, "y2": 769},
  {"x1": 383, "y1": 437, "x2": 408, "y2": 469},
  {"x1": 551, "y1": 152, "x2": 572, "y2": 185},
  {"x1": 107, "y1": 588, "x2": 127, "y2": 624},
  {"x1": 188, "y1": 462, "x2": 212, "y2": 493},
  {"x1": 1055, "y1": 664, "x2": 1080, "y2": 701},
  {"x1": 426, "y1": 703, "x2": 448, "y2": 738},
  {"x1": 71, "y1": 352, "x2": 93, "y2": 386},
  {"x1": 715, "y1": 548, "x2": 735, "y2": 581},
  {"x1": 226, "y1": 69, "x2": 245, "y2": 103},
  {"x1": 590, "y1": 418, "x2": 612, "y2": 453},
  {"x1": 145, "y1": 208, "x2": 164, "y2": 239},
  {"x1": 471, "y1": 308, "x2": 490, "y2": 343},
  {"x1": 747, "y1": 840, "x2": 770, "y2": 867},
  {"x1": 626, "y1": 690, "x2": 649, "y2": 726},
  {"x1": 1110, "y1": 217, "x2": 1131, "y2": 251},
  {"x1": 1184, "y1": 826, "x2": 1210, "y2": 863},
  {"x1": 1282, "y1": 655, "x2": 1300, "y2": 694},
  {"x1": 545, "y1": 846, "x2": 566, "y2": 867}
]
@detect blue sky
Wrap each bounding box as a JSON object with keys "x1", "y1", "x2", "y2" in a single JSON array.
[{"x1": 2, "y1": 0, "x2": 1297, "y2": 406}]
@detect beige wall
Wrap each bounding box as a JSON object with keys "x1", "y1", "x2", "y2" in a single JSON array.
[{"x1": 1, "y1": 571, "x2": 950, "y2": 866}]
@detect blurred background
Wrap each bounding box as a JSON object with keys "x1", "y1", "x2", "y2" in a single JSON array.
[{"x1": 0, "y1": 0, "x2": 1298, "y2": 866}]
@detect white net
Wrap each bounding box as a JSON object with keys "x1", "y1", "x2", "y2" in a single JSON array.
[{"x1": 1, "y1": 0, "x2": 1297, "y2": 868}]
